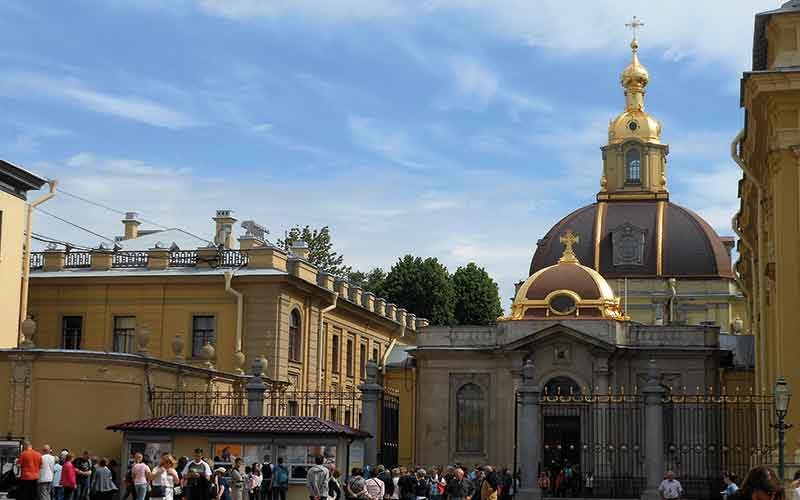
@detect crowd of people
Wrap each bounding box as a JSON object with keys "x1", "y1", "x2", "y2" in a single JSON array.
[{"x1": 8, "y1": 441, "x2": 800, "y2": 500}]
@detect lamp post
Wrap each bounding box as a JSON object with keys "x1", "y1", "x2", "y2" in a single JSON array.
[{"x1": 772, "y1": 377, "x2": 792, "y2": 482}]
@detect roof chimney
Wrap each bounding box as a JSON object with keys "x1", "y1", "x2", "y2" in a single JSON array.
[
  {"x1": 213, "y1": 210, "x2": 237, "y2": 249},
  {"x1": 290, "y1": 240, "x2": 310, "y2": 260},
  {"x1": 122, "y1": 212, "x2": 141, "y2": 240}
]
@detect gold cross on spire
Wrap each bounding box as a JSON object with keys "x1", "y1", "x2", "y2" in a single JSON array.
[
  {"x1": 559, "y1": 230, "x2": 580, "y2": 263},
  {"x1": 625, "y1": 16, "x2": 644, "y2": 40}
]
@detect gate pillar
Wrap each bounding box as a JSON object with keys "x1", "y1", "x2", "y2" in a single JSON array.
[
  {"x1": 517, "y1": 360, "x2": 542, "y2": 500},
  {"x1": 641, "y1": 359, "x2": 666, "y2": 500},
  {"x1": 358, "y1": 361, "x2": 383, "y2": 466}
]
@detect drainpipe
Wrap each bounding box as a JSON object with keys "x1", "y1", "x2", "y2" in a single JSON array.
[
  {"x1": 19, "y1": 179, "x2": 56, "y2": 345},
  {"x1": 731, "y1": 129, "x2": 768, "y2": 383},
  {"x1": 317, "y1": 292, "x2": 338, "y2": 389},
  {"x1": 731, "y1": 213, "x2": 751, "y2": 300},
  {"x1": 380, "y1": 325, "x2": 405, "y2": 369},
  {"x1": 224, "y1": 271, "x2": 244, "y2": 357}
]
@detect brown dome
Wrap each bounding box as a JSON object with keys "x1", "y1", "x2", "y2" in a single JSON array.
[{"x1": 529, "y1": 201, "x2": 734, "y2": 279}]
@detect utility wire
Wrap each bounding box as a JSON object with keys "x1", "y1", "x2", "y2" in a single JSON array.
[
  {"x1": 34, "y1": 207, "x2": 116, "y2": 244},
  {"x1": 57, "y1": 187, "x2": 212, "y2": 243},
  {"x1": 30, "y1": 233, "x2": 93, "y2": 251}
]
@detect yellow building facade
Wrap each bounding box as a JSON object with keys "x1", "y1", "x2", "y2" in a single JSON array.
[
  {"x1": 0, "y1": 159, "x2": 47, "y2": 347},
  {"x1": 736, "y1": 2, "x2": 800, "y2": 451},
  {"x1": 4, "y1": 209, "x2": 421, "y2": 462}
]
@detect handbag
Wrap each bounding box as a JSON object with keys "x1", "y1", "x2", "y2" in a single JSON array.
[
  {"x1": 174, "y1": 486, "x2": 182, "y2": 496},
  {"x1": 151, "y1": 485, "x2": 166, "y2": 498}
]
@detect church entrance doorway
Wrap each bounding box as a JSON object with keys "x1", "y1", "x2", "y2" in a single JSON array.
[{"x1": 542, "y1": 415, "x2": 580, "y2": 469}]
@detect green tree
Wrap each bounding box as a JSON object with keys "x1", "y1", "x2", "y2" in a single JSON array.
[
  {"x1": 381, "y1": 255, "x2": 455, "y2": 326},
  {"x1": 452, "y1": 263, "x2": 503, "y2": 325},
  {"x1": 277, "y1": 225, "x2": 351, "y2": 277},
  {"x1": 347, "y1": 267, "x2": 387, "y2": 295}
]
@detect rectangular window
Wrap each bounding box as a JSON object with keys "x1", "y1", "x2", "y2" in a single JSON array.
[
  {"x1": 344, "y1": 410, "x2": 352, "y2": 427},
  {"x1": 372, "y1": 346, "x2": 379, "y2": 363},
  {"x1": 332, "y1": 333, "x2": 340, "y2": 374},
  {"x1": 191, "y1": 315, "x2": 216, "y2": 357},
  {"x1": 61, "y1": 316, "x2": 82, "y2": 350},
  {"x1": 346, "y1": 338, "x2": 354, "y2": 377},
  {"x1": 112, "y1": 316, "x2": 136, "y2": 353},
  {"x1": 359, "y1": 343, "x2": 367, "y2": 379},
  {"x1": 330, "y1": 407, "x2": 337, "y2": 423},
  {"x1": 287, "y1": 401, "x2": 299, "y2": 417}
]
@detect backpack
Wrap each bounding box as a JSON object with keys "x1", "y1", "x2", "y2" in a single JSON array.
[{"x1": 274, "y1": 466, "x2": 288, "y2": 487}]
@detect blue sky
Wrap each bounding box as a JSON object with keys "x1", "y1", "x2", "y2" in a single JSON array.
[{"x1": 0, "y1": 0, "x2": 775, "y2": 305}]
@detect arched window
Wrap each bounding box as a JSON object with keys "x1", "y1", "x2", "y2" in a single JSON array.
[
  {"x1": 288, "y1": 309, "x2": 302, "y2": 362},
  {"x1": 626, "y1": 148, "x2": 641, "y2": 183},
  {"x1": 456, "y1": 383, "x2": 484, "y2": 453}
]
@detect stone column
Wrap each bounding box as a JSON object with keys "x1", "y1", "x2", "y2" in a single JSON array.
[
  {"x1": 517, "y1": 359, "x2": 541, "y2": 500},
  {"x1": 246, "y1": 358, "x2": 268, "y2": 416},
  {"x1": 358, "y1": 361, "x2": 383, "y2": 466},
  {"x1": 641, "y1": 359, "x2": 666, "y2": 500}
]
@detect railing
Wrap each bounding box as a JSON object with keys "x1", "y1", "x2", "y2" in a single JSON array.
[
  {"x1": 112, "y1": 251, "x2": 148, "y2": 268},
  {"x1": 169, "y1": 250, "x2": 197, "y2": 267},
  {"x1": 220, "y1": 250, "x2": 248, "y2": 267},
  {"x1": 64, "y1": 252, "x2": 91, "y2": 268},
  {"x1": 149, "y1": 390, "x2": 248, "y2": 417},
  {"x1": 29, "y1": 252, "x2": 44, "y2": 270},
  {"x1": 149, "y1": 388, "x2": 364, "y2": 426},
  {"x1": 29, "y1": 248, "x2": 250, "y2": 270}
]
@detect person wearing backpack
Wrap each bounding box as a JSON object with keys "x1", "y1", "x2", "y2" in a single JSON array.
[{"x1": 271, "y1": 459, "x2": 289, "y2": 500}]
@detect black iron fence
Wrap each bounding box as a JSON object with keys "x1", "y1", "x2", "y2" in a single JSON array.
[
  {"x1": 112, "y1": 251, "x2": 148, "y2": 268},
  {"x1": 664, "y1": 391, "x2": 775, "y2": 500},
  {"x1": 531, "y1": 388, "x2": 775, "y2": 500},
  {"x1": 381, "y1": 388, "x2": 400, "y2": 468},
  {"x1": 539, "y1": 392, "x2": 646, "y2": 499},
  {"x1": 149, "y1": 390, "x2": 249, "y2": 416}
]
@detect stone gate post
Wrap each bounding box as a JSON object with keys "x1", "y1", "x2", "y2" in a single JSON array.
[
  {"x1": 641, "y1": 358, "x2": 666, "y2": 500},
  {"x1": 517, "y1": 359, "x2": 542, "y2": 500},
  {"x1": 246, "y1": 358, "x2": 268, "y2": 416},
  {"x1": 358, "y1": 361, "x2": 383, "y2": 466}
]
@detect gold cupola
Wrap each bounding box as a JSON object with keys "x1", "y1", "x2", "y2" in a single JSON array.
[
  {"x1": 505, "y1": 231, "x2": 625, "y2": 321},
  {"x1": 599, "y1": 17, "x2": 670, "y2": 202}
]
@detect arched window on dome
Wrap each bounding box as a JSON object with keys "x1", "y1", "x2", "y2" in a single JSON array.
[
  {"x1": 456, "y1": 383, "x2": 484, "y2": 453},
  {"x1": 626, "y1": 148, "x2": 641, "y2": 184}
]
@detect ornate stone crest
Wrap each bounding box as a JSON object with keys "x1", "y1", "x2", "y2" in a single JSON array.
[{"x1": 611, "y1": 222, "x2": 647, "y2": 266}]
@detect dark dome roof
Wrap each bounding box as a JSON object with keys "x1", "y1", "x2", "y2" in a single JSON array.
[
  {"x1": 529, "y1": 201, "x2": 734, "y2": 279},
  {"x1": 525, "y1": 264, "x2": 607, "y2": 301}
]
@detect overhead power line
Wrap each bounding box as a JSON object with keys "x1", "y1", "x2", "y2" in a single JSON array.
[
  {"x1": 34, "y1": 207, "x2": 116, "y2": 244},
  {"x1": 57, "y1": 188, "x2": 212, "y2": 244}
]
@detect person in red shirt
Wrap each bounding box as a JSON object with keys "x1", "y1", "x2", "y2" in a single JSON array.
[
  {"x1": 60, "y1": 453, "x2": 78, "y2": 500},
  {"x1": 18, "y1": 441, "x2": 43, "y2": 500}
]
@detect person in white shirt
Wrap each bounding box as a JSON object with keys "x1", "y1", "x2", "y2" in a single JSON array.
[
  {"x1": 39, "y1": 445, "x2": 57, "y2": 500},
  {"x1": 658, "y1": 471, "x2": 683, "y2": 500},
  {"x1": 52, "y1": 460, "x2": 64, "y2": 500}
]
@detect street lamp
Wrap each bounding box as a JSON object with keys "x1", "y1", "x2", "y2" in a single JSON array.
[{"x1": 772, "y1": 377, "x2": 793, "y2": 482}]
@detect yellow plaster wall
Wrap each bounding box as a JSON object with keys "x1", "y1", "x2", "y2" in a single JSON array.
[{"x1": 0, "y1": 191, "x2": 26, "y2": 347}]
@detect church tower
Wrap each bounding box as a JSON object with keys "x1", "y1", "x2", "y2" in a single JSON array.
[{"x1": 598, "y1": 18, "x2": 669, "y2": 201}]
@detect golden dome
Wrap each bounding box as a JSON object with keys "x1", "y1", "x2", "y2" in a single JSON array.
[
  {"x1": 608, "y1": 36, "x2": 661, "y2": 145},
  {"x1": 506, "y1": 231, "x2": 625, "y2": 321},
  {"x1": 621, "y1": 39, "x2": 649, "y2": 88}
]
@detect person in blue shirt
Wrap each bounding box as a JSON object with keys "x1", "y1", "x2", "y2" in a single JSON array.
[
  {"x1": 722, "y1": 472, "x2": 739, "y2": 500},
  {"x1": 215, "y1": 468, "x2": 232, "y2": 500}
]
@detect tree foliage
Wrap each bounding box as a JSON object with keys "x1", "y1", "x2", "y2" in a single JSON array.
[
  {"x1": 277, "y1": 225, "x2": 351, "y2": 277},
  {"x1": 452, "y1": 262, "x2": 504, "y2": 325},
  {"x1": 381, "y1": 255, "x2": 455, "y2": 326},
  {"x1": 347, "y1": 267, "x2": 387, "y2": 295}
]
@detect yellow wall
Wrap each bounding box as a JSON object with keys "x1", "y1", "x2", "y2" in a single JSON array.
[
  {"x1": 738, "y1": 7, "x2": 800, "y2": 454},
  {"x1": 0, "y1": 190, "x2": 25, "y2": 347},
  {"x1": 0, "y1": 350, "x2": 240, "y2": 459}
]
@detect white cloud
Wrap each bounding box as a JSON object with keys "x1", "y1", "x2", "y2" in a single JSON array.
[
  {"x1": 180, "y1": 0, "x2": 776, "y2": 74},
  {"x1": 0, "y1": 71, "x2": 202, "y2": 129},
  {"x1": 348, "y1": 115, "x2": 432, "y2": 169},
  {"x1": 443, "y1": 55, "x2": 552, "y2": 116},
  {"x1": 672, "y1": 162, "x2": 741, "y2": 234}
]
